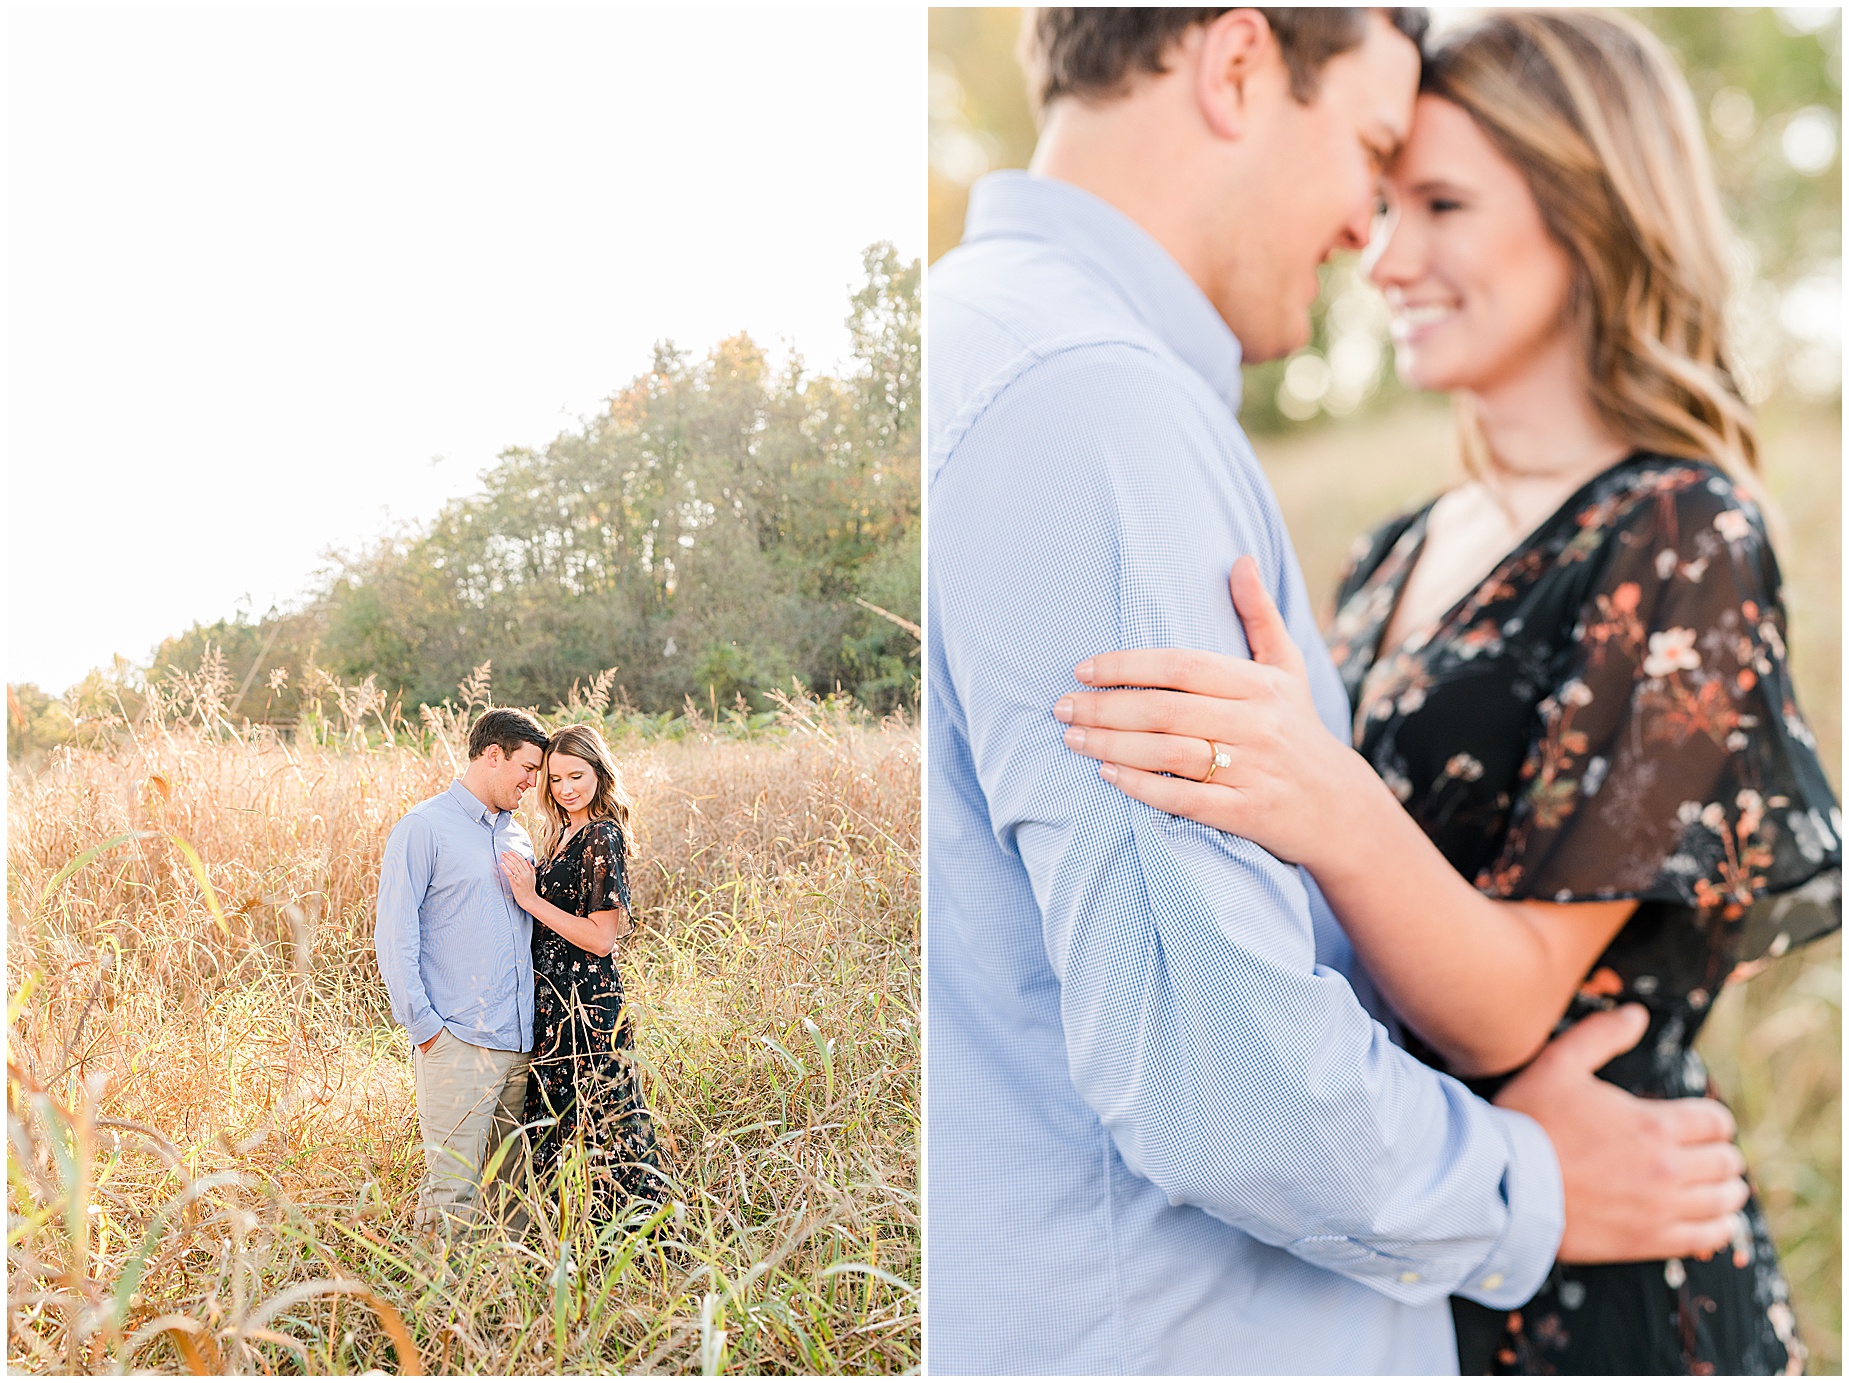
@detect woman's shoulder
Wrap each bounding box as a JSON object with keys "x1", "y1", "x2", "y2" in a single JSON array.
[
  {"x1": 1596, "y1": 452, "x2": 1764, "y2": 533},
  {"x1": 1556, "y1": 452, "x2": 1770, "y2": 574},
  {"x1": 584, "y1": 817, "x2": 626, "y2": 848}
]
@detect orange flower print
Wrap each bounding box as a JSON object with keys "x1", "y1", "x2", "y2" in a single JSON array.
[
  {"x1": 1582, "y1": 582, "x2": 1645, "y2": 669},
  {"x1": 1578, "y1": 966, "x2": 1625, "y2": 1000}
]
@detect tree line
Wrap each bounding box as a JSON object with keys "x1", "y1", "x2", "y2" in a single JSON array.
[{"x1": 10, "y1": 244, "x2": 918, "y2": 761}]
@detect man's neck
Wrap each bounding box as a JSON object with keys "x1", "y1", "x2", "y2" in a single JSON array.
[
  {"x1": 1031, "y1": 94, "x2": 1222, "y2": 303},
  {"x1": 457, "y1": 771, "x2": 499, "y2": 816}
]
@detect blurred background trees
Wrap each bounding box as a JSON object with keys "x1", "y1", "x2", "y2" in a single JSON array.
[
  {"x1": 931, "y1": 9, "x2": 1840, "y2": 431},
  {"x1": 930, "y1": 9, "x2": 1841, "y2": 1369},
  {"x1": 8, "y1": 243, "x2": 919, "y2": 753}
]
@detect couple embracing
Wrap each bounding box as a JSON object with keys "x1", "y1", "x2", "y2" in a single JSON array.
[
  {"x1": 375, "y1": 708, "x2": 667, "y2": 1238},
  {"x1": 930, "y1": 8, "x2": 1840, "y2": 1375}
]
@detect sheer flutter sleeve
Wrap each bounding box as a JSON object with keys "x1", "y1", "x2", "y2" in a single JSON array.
[
  {"x1": 584, "y1": 819, "x2": 632, "y2": 917},
  {"x1": 1482, "y1": 464, "x2": 1840, "y2": 961}
]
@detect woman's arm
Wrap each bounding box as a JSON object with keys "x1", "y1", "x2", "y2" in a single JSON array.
[
  {"x1": 1057, "y1": 556, "x2": 1635, "y2": 1078},
  {"x1": 499, "y1": 851, "x2": 629, "y2": 957}
]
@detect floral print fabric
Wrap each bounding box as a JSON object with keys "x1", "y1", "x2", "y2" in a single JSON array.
[
  {"x1": 1329, "y1": 454, "x2": 1840, "y2": 1375},
  {"x1": 523, "y1": 818, "x2": 665, "y2": 1213}
]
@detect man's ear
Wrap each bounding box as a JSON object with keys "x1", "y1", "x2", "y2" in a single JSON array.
[{"x1": 1195, "y1": 8, "x2": 1283, "y2": 141}]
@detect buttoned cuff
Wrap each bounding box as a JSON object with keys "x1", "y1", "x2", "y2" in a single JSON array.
[
  {"x1": 408, "y1": 1012, "x2": 447, "y2": 1048},
  {"x1": 1458, "y1": 1105, "x2": 1565, "y2": 1308}
]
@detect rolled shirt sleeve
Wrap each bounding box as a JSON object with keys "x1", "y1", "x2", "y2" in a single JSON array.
[
  {"x1": 375, "y1": 815, "x2": 446, "y2": 1047},
  {"x1": 936, "y1": 347, "x2": 1563, "y2": 1306}
]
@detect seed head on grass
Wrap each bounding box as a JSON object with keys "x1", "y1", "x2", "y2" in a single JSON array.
[{"x1": 8, "y1": 668, "x2": 918, "y2": 1374}]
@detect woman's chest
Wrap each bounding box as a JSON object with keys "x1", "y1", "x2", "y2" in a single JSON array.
[
  {"x1": 536, "y1": 849, "x2": 590, "y2": 906},
  {"x1": 1377, "y1": 494, "x2": 1532, "y2": 655},
  {"x1": 1340, "y1": 562, "x2": 1590, "y2": 868}
]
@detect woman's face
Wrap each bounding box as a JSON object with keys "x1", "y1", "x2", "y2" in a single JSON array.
[
  {"x1": 1365, "y1": 94, "x2": 1579, "y2": 396},
  {"x1": 545, "y1": 751, "x2": 599, "y2": 816}
]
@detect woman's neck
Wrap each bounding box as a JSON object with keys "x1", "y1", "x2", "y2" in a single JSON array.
[{"x1": 1463, "y1": 337, "x2": 1630, "y2": 523}]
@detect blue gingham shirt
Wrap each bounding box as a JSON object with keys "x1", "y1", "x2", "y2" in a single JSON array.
[
  {"x1": 375, "y1": 780, "x2": 536, "y2": 1052},
  {"x1": 927, "y1": 172, "x2": 1564, "y2": 1375}
]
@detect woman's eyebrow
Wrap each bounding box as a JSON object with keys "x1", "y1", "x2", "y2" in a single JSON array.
[{"x1": 1404, "y1": 177, "x2": 1473, "y2": 199}]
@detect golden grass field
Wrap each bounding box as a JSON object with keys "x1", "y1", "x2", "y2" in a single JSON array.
[
  {"x1": 1256, "y1": 398, "x2": 1842, "y2": 1374},
  {"x1": 7, "y1": 690, "x2": 918, "y2": 1374},
  {"x1": 6, "y1": 401, "x2": 1838, "y2": 1374}
]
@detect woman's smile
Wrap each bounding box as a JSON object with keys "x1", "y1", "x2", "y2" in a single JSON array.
[{"x1": 1386, "y1": 299, "x2": 1461, "y2": 344}]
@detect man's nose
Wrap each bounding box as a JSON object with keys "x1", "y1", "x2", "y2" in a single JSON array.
[
  {"x1": 1364, "y1": 207, "x2": 1413, "y2": 288},
  {"x1": 1334, "y1": 202, "x2": 1373, "y2": 254}
]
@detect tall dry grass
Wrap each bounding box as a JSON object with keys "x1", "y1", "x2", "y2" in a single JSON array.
[{"x1": 7, "y1": 685, "x2": 919, "y2": 1374}]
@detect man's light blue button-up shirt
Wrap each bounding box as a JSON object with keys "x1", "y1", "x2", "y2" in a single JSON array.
[
  {"x1": 375, "y1": 780, "x2": 536, "y2": 1052},
  {"x1": 927, "y1": 171, "x2": 1564, "y2": 1375}
]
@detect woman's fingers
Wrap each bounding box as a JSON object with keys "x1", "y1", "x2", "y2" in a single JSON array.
[
  {"x1": 1074, "y1": 647, "x2": 1270, "y2": 697},
  {"x1": 1228, "y1": 555, "x2": 1308, "y2": 681},
  {"x1": 1093, "y1": 761, "x2": 1247, "y2": 836},
  {"x1": 1072, "y1": 558, "x2": 1312, "y2": 693},
  {"x1": 1064, "y1": 724, "x2": 1221, "y2": 780},
  {"x1": 1056, "y1": 687, "x2": 1258, "y2": 741}
]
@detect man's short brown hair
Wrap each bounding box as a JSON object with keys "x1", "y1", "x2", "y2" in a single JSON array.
[
  {"x1": 1020, "y1": 8, "x2": 1430, "y2": 114},
  {"x1": 467, "y1": 707, "x2": 549, "y2": 762}
]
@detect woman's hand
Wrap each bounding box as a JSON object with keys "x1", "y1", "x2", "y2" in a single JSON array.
[
  {"x1": 1054, "y1": 555, "x2": 1382, "y2": 869},
  {"x1": 499, "y1": 851, "x2": 540, "y2": 909}
]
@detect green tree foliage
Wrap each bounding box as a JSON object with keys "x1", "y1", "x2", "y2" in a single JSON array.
[
  {"x1": 141, "y1": 244, "x2": 920, "y2": 719},
  {"x1": 928, "y1": 8, "x2": 1842, "y2": 429}
]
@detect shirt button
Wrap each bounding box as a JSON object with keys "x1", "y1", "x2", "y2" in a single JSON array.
[
  {"x1": 1480, "y1": 1273, "x2": 1505, "y2": 1291},
  {"x1": 1398, "y1": 1270, "x2": 1420, "y2": 1284}
]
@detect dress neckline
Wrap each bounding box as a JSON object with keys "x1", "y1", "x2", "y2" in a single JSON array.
[
  {"x1": 546, "y1": 819, "x2": 598, "y2": 865},
  {"x1": 1365, "y1": 451, "x2": 1646, "y2": 674}
]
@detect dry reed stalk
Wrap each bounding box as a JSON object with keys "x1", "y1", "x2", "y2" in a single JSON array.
[{"x1": 8, "y1": 687, "x2": 919, "y2": 1375}]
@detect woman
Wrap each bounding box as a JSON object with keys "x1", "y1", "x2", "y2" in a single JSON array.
[
  {"x1": 1054, "y1": 12, "x2": 1838, "y2": 1376},
  {"x1": 499, "y1": 723, "x2": 665, "y2": 1216}
]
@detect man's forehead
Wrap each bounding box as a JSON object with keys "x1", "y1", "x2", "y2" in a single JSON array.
[
  {"x1": 515, "y1": 745, "x2": 545, "y2": 768},
  {"x1": 1326, "y1": 12, "x2": 1421, "y2": 140}
]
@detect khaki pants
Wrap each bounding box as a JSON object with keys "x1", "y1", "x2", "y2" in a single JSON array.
[{"x1": 412, "y1": 1028, "x2": 532, "y2": 1235}]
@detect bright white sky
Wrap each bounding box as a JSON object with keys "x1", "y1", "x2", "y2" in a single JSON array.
[{"x1": 6, "y1": 6, "x2": 923, "y2": 693}]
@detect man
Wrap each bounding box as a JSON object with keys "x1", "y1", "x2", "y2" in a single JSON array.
[
  {"x1": 376, "y1": 707, "x2": 547, "y2": 1234},
  {"x1": 928, "y1": 9, "x2": 1747, "y2": 1372}
]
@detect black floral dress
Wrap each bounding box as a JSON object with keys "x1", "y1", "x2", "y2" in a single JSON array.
[
  {"x1": 1327, "y1": 454, "x2": 1840, "y2": 1376},
  {"x1": 523, "y1": 818, "x2": 665, "y2": 1211}
]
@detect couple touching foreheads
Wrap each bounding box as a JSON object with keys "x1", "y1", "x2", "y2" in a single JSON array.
[
  {"x1": 929, "y1": 7, "x2": 1839, "y2": 1376},
  {"x1": 375, "y1": 709, "x2": 668, "y2": 1240}
]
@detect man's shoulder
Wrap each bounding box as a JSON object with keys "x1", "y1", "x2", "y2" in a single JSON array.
[
  {"x1": 930, "y1": 329, "x2": 1233, "y2": 501},
  {"x1": 930, "y1": 242, "x2": 1230, "y2": 473},
  {"x1": 392, "y1": 789, "x2": 459, "y2": 839},
  {"x1": 931, "y1": 238, "x2": 1168, "y2": 383}
]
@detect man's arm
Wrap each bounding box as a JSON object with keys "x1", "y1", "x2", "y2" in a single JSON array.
[
  {"x1": 374, "y1": 815, "x2": 445, "y2": 1048},
  {"x1": 934, "y1": 346, "x2": 1561, "y2": 1307}
]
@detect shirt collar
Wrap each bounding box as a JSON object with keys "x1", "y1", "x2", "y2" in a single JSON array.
[
  {"x1": 960, "y1": 170, "x2": 1244, "y2": 414},
  {"x1": 447, "y1": 779, "x2": 503, "y2": 827}
]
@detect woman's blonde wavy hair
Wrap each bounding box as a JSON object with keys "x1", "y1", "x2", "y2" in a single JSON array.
[
  {"x1": 535, "y1": 723, "x2": 634, "y2": 864},
  {"x1": 1424, "y1": 10, "x2": 1760, "y2": 488}
]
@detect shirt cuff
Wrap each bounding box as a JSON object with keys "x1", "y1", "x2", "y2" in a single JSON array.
[
  {"x1": 408, "y1": 1013, "x2": 447, "y2": 1048},
  {"x1": 1457, "y1": 1105, "x2": 1565, "y2": 1308}
]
